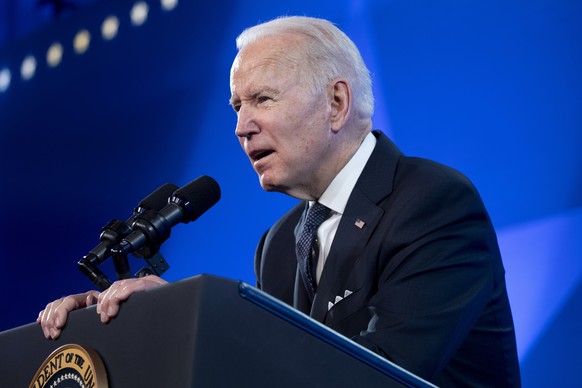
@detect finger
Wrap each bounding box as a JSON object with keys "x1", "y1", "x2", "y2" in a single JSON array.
[
  {"x1": 105, "y1": 280, "x2": 142, "y2": 318},
  {"x1": 97, "y1": 282, "x2": 122, "y2": 322},
  {"x1": 53, "y1": 296, "x2": 80, "y2": 327},
  {"x1": 47, "y1": 297, "x2": 77, "y2": 339},
  {"x1": 40, "y1": 294, "x2": 86, "y2": 339},
  {"x1": 96, "y1": 276, "x2": 168, "y2": 323},
  {"x1": 98, "y1": 279, "x2": 145, "y2": 322},
  {"x1": 37, "y1": 302, "x2": 55, "y2": 338},
  {"x1": 85, "y1": 290, "x2": 99, "y2": 306},
  {"x1": 38, "y1": 299, "x2": 64, "y2": 339},
  {"x1": 96, "y1": 284, "x2": 116, "y2": 315},
  {"x1": 102, "y1": 281, "x2": 136, "y2": 322}
]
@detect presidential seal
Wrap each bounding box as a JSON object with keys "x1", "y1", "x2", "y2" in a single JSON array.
[{"x1": 29, "y1": 344, "x2": 108, "y2": 388}]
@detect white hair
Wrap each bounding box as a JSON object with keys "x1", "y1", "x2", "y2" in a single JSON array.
[{"x1": 236, "y1": 16, "x2": 374, "y2": 120}]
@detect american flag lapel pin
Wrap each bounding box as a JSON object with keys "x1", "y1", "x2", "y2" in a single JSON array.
[{"x1": 355, "y1": 219, "x2": 365, "y2": 229}]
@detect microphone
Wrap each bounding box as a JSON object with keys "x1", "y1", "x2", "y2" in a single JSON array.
[
  {"x1": 111, "y1": 176, "x2": 221, "y2": 257},
  {"x1": 135, "y1": 183, "x2": 180, "y2": 217},
  {"x1": 78, "y1": 183, "x2": 179, "y2": 290}
]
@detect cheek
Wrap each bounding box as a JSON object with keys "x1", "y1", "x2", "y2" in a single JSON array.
[{"x1": 291, "y1": 122, "x2": 327, "y2": 158}]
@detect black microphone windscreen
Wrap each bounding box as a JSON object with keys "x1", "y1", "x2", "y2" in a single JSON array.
[
  {"x1": 137, "y1": 183, "x2": 179, "y2": 212},
  {"x1": 173, "y1": 176, "x2": 221, "y2": 223}
]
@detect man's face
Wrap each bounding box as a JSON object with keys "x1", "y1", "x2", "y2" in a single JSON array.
[{"x1": 230, "y1": 35, "x2": 335, "y2": 200}]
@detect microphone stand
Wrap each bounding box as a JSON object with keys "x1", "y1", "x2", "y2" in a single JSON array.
[
  {"x1": 77, "y1": 217, "x2": 172, "y2": 289},
  {"x1": 78, "y1": 218, "x2": 132, "y2": 290}
]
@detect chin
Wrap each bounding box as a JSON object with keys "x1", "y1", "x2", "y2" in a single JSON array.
[
  {"x1": 258, "y1": 174, "x2": 286, "y2": 194},
  {"x1": 258, "y1": 175, "x2": 275, "y2": 192},
  {"x1": 259, "y1": 183, "x2": 275, "y2": 192}
]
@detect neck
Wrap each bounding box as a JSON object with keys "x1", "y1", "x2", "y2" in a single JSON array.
[{"x1": 287, "y1": 126, "x2": 372, "y2": 201}]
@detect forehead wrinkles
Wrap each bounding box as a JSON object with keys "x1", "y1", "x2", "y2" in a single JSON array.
[
  {"x1": 231, "y1": 38, "x2": 305, "y2": 92},
  {"x1": 243, "y1": 54, "x2": 299, "y2": 82}
]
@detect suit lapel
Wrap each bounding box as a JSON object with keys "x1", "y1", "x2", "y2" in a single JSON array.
[
  {"x1": 311, "y1": 189, "x2": 383, "y2": 321},
  {"x1": 310, "y1": 131, "x2": 402, "y2": 321},
  {"x1": 294, "y1": 267, "x2": 312, "y2": 314}
]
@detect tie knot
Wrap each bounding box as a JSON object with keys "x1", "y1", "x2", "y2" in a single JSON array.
[{"x1": 305, "y1": 202, "x2": 331, "y2": 228}]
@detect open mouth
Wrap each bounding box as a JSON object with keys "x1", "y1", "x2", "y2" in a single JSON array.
[{"x1": 251, "y1": 149, "x2": 274, "y2": 162}]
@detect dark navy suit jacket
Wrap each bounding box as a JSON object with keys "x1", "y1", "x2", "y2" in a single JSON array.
[{"x1": 255, "y1": 130, "x2": 520, "y2": 386}]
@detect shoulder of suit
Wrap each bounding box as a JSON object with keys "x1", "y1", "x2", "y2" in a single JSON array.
[
  {"x1": 397, "y1": 156, "x2": 478, "y2": 191},
  {"x1": 372, "y1": 130, "x2": 475, "y2": 189}
]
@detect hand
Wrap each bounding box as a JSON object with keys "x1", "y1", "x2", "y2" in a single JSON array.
[
  {"x1": 37, "y1": 275, "x2": 168, "y2": 339},
  {"x1": 37, "y1": 290, "x2": 100, "y2": 340},
  {"x1": 96, "y1": 275, "x2": 168, "y2": 323}
]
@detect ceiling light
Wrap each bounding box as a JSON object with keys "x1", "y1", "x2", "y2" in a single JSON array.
[
  {"x1": 47, "y1": 42, "x2": 64, "y2": 67},
  {"x1": 131, "y1": 2, "x2": 149, "y2": 26},
  {"x1": 74, "y1": 29, "x2": 91, "y2": 54},
  {"x1": 102, "y1": 15, "x2": 120, "y2": 40},
  {"x1": 21, "y1": 55, "x2": 37, "y2": 80},
  {"x1": 161, "y1": 0, "x2": 178, "y2": 11},
  {"x1": 0, "y1": 68, "x2": 11, "y2": 92}
]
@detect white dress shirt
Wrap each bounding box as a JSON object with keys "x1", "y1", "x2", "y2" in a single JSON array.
[{"x1": 310, "y1": 132, "x2": 376, "y2": 283}]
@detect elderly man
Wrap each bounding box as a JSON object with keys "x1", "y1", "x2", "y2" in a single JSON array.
[{"x1": 39, "y1": 16, "x2": 520, "y2": 386}]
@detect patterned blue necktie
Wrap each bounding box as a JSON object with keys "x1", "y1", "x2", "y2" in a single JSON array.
[{"x1": 296, "y1": 202, "x2": 331, "y2": 301}]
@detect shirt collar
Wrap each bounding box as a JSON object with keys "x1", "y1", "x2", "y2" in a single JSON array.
[{"x1": 316, "y1": 132, "x2": 376, "y2": 215}]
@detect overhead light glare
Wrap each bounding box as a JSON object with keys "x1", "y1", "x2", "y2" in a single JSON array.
[
  {"x1": 161, "y1": 0, "x2": 178, "y2": 11},
  {"x1": 131, "y1": 2, "x2": 149, "y2": 26},
  {"x1": 47, "y1": 42, "x2": 64, "y2": 67},
  {"x1": 0, "y1": 68, "x2": 11, "y2": 92},
  {"x1": 74, "y1": 29, "x2": 91, "y2": 54},
  {"x1": 102, "y1": 15, "x2": 120, "y2": 40},
  {"x1": 21, "y1": 55, "x2": 37, "y2": 80}
]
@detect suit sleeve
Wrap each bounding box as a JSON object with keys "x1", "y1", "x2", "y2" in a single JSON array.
[
  {"x1": 350, "y1": 163, "x2": 508, "y2": 381},
  {"x1": 254, "y1": 230, "x2": 269, "y2": 289}
]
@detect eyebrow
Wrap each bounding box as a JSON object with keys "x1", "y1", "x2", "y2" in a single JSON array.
[
  {"x1": 229, "y1": 86, "x2": 281, "y2": 107},
  {"x1": 228, "y1": 95, "x2": 239, "y2": 107}
]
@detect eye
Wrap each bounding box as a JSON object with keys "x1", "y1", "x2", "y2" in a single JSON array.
[
  {"x1": 257, "y1": 95, "x2": 271, "y2": 104},
  {"x1": 230, "y1": 100, "x2": 241, "y2": 113}
]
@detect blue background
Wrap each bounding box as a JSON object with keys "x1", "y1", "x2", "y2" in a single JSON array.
[{"x1": 1, "y1": 0, "x2": 580, "y2": 385}]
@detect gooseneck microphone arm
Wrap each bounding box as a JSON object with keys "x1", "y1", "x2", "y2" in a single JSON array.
[
  {"x1": 78, "y1": 255, "x2": 114, "y2": 291},
  {"x1": 77, "y1": 183, "x2": 179, "y2": 290},
  {"x1": 77, "y1": 176, "x2": 220, "y2": 291}
]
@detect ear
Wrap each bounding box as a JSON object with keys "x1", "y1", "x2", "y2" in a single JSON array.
[{"x1": 329, "y1": 79, "x2": 351, "y2": 132}]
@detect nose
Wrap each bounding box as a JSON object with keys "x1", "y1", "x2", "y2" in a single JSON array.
[{"x1": 235, "y1": 105, "x2": 260, "y2": 139}]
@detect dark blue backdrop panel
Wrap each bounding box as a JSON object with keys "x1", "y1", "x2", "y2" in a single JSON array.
[
  {"x1": 0, "y1": 1, "x2": 580, "y2": 386},
  {"x1": 0, "y1": 0, "x2": 238, "y2": 328},
  {"x1": 367, "y1": 0, "x2": 582, "y2": 228}
]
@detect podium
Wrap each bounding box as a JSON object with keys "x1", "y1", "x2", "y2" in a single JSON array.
[{"x1": 0, "y1": 275, "x2": 433, "y2": 387}]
